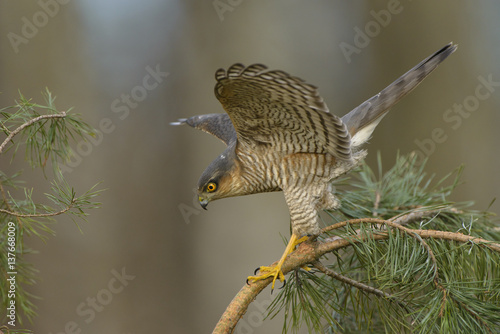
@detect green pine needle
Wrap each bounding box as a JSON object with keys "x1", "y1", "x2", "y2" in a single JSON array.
[{"x1": 1, "y1": 90, "x2": 102, "y2": 327}]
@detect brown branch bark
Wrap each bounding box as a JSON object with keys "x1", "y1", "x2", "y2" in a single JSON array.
[
  {"x1": 213, "y1": 216, "x2": 500, "y2": 333},
  {"x1": 0, "y1": 205, "x2": 73, "y2": 218},
  {"x1": 213, "y1": 240, "x2": 318, "y2": 334},
  {"x1": 0, "y1": 112, "x2": 66, "y2": 154}
]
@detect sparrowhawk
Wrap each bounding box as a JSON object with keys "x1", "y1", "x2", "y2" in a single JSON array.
[{"x1": 172, "y1": 43, "x2": 457, "y2": 289}]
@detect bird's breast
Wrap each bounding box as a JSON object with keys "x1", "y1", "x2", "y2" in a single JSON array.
[{"x1": 236, "y1": 149, "x2": 344, "y2": 195}]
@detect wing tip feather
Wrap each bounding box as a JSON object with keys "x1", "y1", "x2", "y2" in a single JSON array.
[{"x1": 170, "y1": 118, "x2": 187, "y2": 126}]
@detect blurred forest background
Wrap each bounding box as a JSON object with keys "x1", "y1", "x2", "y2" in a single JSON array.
[{"x1": 1, "y1": 1, "x2": 499, "y2": 333}]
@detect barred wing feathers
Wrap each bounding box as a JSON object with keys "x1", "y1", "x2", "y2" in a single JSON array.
[{"x1": 214, "y1": 63, "x2": 352, "y2": 161}]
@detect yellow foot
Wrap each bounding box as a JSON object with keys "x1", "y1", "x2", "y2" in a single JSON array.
[{"x1": 247, "y1": 234, "x2": 308, "y2": 290}]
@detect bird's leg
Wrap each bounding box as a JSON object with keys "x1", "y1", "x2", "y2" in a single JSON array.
[{"x1": 247, "y1": 233, "x2": 308, "y2": 290}]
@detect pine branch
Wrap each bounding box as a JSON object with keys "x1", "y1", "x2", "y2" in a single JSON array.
[
  {"x1": 0, "y1": 112, "x2": 66, "y2": 155},
  {"x1": 0, "y1": 205, "x2": 72, "y2": 218},
  {"x1": 214, "y1": 212, "x2": 500, "y2": 333},
  {"x1": 214, "y1": 155, "x2": 500, "y2": 333},
  {"x1": 1, "y1": 90, "x2": 101, "y2": 327}
]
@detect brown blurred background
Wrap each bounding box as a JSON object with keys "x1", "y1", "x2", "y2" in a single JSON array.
[{"x1": 1, "y1": 1, "x2": 499, "y2": 333}]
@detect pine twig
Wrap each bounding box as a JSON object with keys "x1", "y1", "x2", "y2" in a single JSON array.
[
  {"x1": 0, "y1": 182, "x2": 19, "y2": 216},
  {"x1": 0, "y1": 179, "x2": 75, "y2": 218},
  {"x1": 311, "y1": 260, "x2": 409, "y2": 311},
  {"x1": 0, "y1": 204, "x2": 73, "y2": 218},
  {"x1": 321, "y1": 208, "x2": 456, "y2": 235},
  {"x1": 322, "y1": 216, "x2": 500, "y2": 253},
  {"x1": 0, "y1": 112, "x2": 67, "y2": 154},
  {"x1": 0, "y1": 181, "x2": 24, "y2": 229}
]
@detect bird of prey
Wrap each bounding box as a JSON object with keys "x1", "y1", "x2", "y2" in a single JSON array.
[{"x1": 172, "y1": 43, "x2": 457, "y2": 289}]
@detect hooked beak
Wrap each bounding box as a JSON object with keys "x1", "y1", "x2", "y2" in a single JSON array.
[{"x1": 199, "y1": 197, "x2": 209, "y2": 210}]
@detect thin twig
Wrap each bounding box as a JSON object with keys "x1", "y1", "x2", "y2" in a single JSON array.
[
  {"x1": 0, "y1": 204, "x2": 73, "y2": 218},
  {"x1": 372, "y1": 191, "x2": 381, "y2": 217},
  {"x1": 321, "y1": 217, "x2": 382, "y2": 234},
  {"x1": 411, "y1": 229, "x2": 500, "y2": 253},
  {"x1": 0, "y1": 120, "x2": 11, "y2": 135},
  {"x1": 0, "y1": 182, "x2": 23, "y2": 228},
  {"x1": 390, "y1": 207, "x2": 461, "y2": 225},
  {"x1": 323, "y1": 217, "x2": 500, "y2": 253},
  {"x1": 0, "y1": 182, "x2": 14, "y2": 212},
  {"x1": 312, "y1": 261, "x2": 409, "y2": 311},
  {"x1": 321, "y1": 209, "x2": 455, "y2": 235},
  {"x1": 0, "y1": 179, "x2": 74, "y2": 219},
  {"x1": 0, "y1": 112, "x2": 66, "y2": 154}
]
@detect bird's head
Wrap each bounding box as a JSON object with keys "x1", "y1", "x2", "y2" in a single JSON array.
[{"x1": 197, "y1": 148, "x2": 240, "y2": 210}]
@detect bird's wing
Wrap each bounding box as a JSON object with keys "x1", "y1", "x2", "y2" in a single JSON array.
[
  {"x1": 214, "y1": 64, "x2": 352, "y2": 161},
  {"x1": 170, "y1": 113, "x2": 237, "y2": 146},
  {"x1": 342, "y1": 42, "x2": 457, "y2": 147}
]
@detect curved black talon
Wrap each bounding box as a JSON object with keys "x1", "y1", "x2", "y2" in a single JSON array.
[
  {"x1": 246, "y1": 278, "x2": 251, "y2": 286},
  {"x1": 270, "y1": 279, "x2": 286, "y2": 295},
  {"x1": 254, "y1": 267, "x2": 261, "y2": 275}
]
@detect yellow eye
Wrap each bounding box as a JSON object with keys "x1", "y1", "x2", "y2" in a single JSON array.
[{"x1": 206, "y1": 182, "x2": 217, "y2": 193}]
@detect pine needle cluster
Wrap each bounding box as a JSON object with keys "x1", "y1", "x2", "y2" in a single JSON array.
[
  {"x1": 0, "y1": 90, "x2": 102, "y2": 329},
  {"x1": 266, "y1": 153, "x2": 500, "y2": 334}
]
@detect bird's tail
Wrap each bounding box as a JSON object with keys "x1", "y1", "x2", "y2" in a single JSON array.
[{"x1": 341, "y1": 42, "x2": 457, "y2": 148}]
